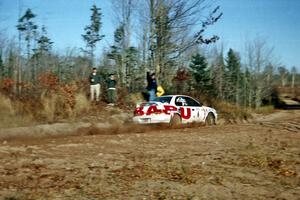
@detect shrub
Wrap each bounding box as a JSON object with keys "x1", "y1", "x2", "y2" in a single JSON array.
[
  {"x1": 0, "y1": 78, "x2": 15, "y2": 94},
  {"x1": 38, "y1": 83, "x2": 78, "y2": 122},
  {"x1": 37, "y1": 71, "x2": 59, "y2": 91}
]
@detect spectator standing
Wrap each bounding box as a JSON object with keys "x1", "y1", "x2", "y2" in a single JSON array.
[
  {"x1": 146, "y1": 71, "x2": 157, "y2": 101},
  {"x1": 107, "y1": 74, "x2": 117, "y2": 105},
  {"x1": 89, "y1": 67, "x2": 101, "y2": 102}
]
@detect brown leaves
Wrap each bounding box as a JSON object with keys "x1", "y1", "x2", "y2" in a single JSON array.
[
  {"x1": 59, "y1": 84, "x2": 77, "y2": 109},
  {"x1": 37, "y1": 71, "x2": 59, "y2": 91},
  {"x1": 0, "y1": 77, "x2": 15, "y2": 94}
]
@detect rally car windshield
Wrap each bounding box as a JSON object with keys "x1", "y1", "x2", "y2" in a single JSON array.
[{"x1": 153, "y1": 96, "x2": 172, "y2": 104}]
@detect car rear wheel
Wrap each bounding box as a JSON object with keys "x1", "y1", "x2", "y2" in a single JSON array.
[
  {"x1": 205, "y1": 113, "x2": 216, "y2": 126},
  {"x1": 170, "y1": 114, "x2": 181, "y2": 127}
]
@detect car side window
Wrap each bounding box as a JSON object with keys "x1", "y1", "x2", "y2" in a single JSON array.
[
  {"x1": 185, "y1": 97, "x2": 201, "y2": 107},
  {"x1": 175, "y1": 96, "x2": 187, "y2": 106}
]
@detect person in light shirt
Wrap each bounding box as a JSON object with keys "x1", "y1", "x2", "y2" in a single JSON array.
[{"x1": 89, "y1": 67, "x2": 101, "y2": 102}]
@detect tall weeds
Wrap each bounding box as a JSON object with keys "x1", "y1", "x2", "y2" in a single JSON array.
[
  {"x1": 0, "y1": 94, "x2": 33, "y2": 128},
  {"x1": 0, "y1": 72, "x2": 96, "y2": 128}
]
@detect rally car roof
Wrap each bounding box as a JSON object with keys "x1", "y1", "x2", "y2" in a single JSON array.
[{"x1": 158, "y1": 95, "x2": 192, "y2": 98}]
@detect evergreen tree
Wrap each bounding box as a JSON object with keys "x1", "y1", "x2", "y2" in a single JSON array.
[
  {"x1": 109, "y1": 24, "x2": 141, "y2": 89},
  {"x1": 125, "y1": 46, "x2": 139, "y2": 91},
  {"x1": 241, "y1": 67, "x2": 252, "y2": 107},
  {"x1": 36, "y1": 25, "x2": 53, "y2": 54},
  {"x1": 225, "y1": 48, "x2": 241, "y2": 104},
  {"x1": 82, "y1": 4, "x2": 104, "y2": 66},
  {"x1": 189, "y1": 53, "x2": 212, "y2": 94},
  {"x1": 211, "y1": 50, "x2": 225, "y2": 99},
  {"x1": 34, "y1": 25, "x2": 54, "y2": 73},
  {"x1": 17, "y1": 8, "x2": 38, "y2": 60},
  {"x1": 108, "y1": 25, "x2": 125, "y2": 85},
  {"x1": 0, "y1": 50, "x2": 14, "y2": 80},
  {"x1": 17, "y1": 8, "x2": 38, "y2": 81}
]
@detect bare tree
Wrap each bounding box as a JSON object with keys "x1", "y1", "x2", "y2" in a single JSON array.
[
  {"x1": 262, "y1": 62, "x2": 276, "y2": 103},
  {"x1": 137, "y1": 0, "x2": 222, "y2": 86},
  {"x1": 111, "y1": 0, "x2": 136, "y2": 49},
  {"x1": 278, "y1": 66, "x2": 288, "y2": 87},
  {"x1": 136, "y1": 1, "x2": 150, "y2": 83},
  {"x1": 245, "y1": 37, "x2": 275, "y2": 108},
  {"x1": 291, "y1": 66, "x2": 297, "y2": 88},
  {"x1": 111, "y1": 0, "x2": 137, "y2": 87}
]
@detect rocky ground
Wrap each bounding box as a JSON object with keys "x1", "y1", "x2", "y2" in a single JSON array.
[{"x1": 0, "y1": 110, "x2": 299, "y2": 200}]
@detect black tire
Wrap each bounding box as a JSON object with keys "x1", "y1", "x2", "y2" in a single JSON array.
[
  {"x1": 170, "y1": 114, "x2": 181, "y2": 128},
  {"x1": 205, "y1": 113, "x2": 216, "y2": 126}
]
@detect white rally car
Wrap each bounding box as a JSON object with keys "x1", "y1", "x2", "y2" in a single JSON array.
[{"x1": 133, "y1": 95, "x2": 217, "y2": 126}]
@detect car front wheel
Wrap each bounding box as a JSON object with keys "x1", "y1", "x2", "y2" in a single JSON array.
[{"x1": 205, "y1": 113, "x2": 216, "y2": 125}]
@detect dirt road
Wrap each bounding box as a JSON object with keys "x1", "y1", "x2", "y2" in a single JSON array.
[{"x1": 0, "y1": 110, "x2": 299, "y2": 200}]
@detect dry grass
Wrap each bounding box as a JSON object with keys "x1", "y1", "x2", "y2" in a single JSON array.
[
  {"x1": 0, "y1": 91, "x2": 94, "y2": 128},
  {"x1": 0, "y1": 94, "x2": 34, "y2": 128},
  {"x1": 0, "y1": 94, "x2": 15, "y2": 116},
  {"x1": 213, "y1": 100, "x2": 252, "y2": 123},
  {"x1": 38, "y1": 91, "x2": 94, "y2": 122},
  {"x1": 189, "y1": 93, "x2": 253, "y2": 124},
  {"x1": 254, "y1": 105, "x2": 275, "y2": 115},
  {"x1": 0, "y1": 88, "x2": 255, "y2": 129},
  {"x1": 117, "y1": 91, "x2": 145, "y2": 109},
  {"x1": 127, "y1": 92, "x2": 145, "y2": 104},
  {"x1": 39, "y1": 92, "x2": 58, "y2": 122},
  {"x1": 0, "y1": 94, "x2": 16, "y2": 128},
  {"x1": 73, "y1": 93, "x2": 90, "y2": 116}
]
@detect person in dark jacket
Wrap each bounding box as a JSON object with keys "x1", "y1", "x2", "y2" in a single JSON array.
[
  {"x1": 107, "y1": 74, "x2": 117, "y2": 105},
  {"x1": 146, "y1": 71, "x2": 157, "y2": 101},
  {"x1": 89, "y1": 67, "x2": 101, "y2": 102}
]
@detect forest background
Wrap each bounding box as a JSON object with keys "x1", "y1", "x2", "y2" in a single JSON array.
[{"x1": 0, "y1": 0, "x2": 299, "y2": 128}]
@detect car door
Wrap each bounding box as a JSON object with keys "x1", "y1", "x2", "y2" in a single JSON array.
[
  {"x1": 184, "y1": 97, "x2": 205, "y2": 122},
  {"x1": 174, "y1": 96, "x2": 199, "y2": 123}
]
